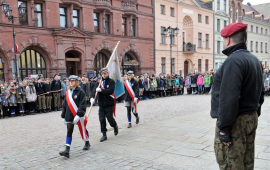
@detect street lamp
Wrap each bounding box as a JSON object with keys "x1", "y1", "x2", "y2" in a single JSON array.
[
  {"x1": 164, "y1": 26, "x2": 179, "y2": 74},
  {"x1": 1, "y1": 1, "x2": 26, "y2": 81}
]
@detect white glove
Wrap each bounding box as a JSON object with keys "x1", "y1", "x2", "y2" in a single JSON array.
[
  {"x1": 73, "y1": 115, "x2": 80, "y2": 124},
  {"x1": 62, "y1": 118, "x2": 67, "y2": 125},
  {"x1": 96, "y1": 87, "x2": 101, "y2": 92},
  {"x1": 90, "y1": 98, "x2": 95, "y2": 105}
]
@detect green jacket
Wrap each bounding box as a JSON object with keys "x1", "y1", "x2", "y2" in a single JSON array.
[
  {"x1": 16, "y1": 86, "x2": 26, "y2": 103},
  {"x1": 153, "y1": 78, "x2": 157, "y2": 88},
  {"x1": 203, "y1": 76, "x2": 211, "y2": 85}
]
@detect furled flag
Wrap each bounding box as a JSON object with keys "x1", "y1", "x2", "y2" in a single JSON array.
[{"x1": 108, "y1": 50, "x2": 125, "y2": 98}]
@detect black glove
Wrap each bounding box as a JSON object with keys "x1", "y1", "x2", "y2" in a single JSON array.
[
  {"x1": 218, "y1": 130, "x2": 231, "y2": 143},
  {"x1": 257, "y1": 105, "x2": 261, "y2": 117}
]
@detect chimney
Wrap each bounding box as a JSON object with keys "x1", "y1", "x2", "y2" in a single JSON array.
[{"x1": 247, "y1": 2, "x2": 251, "y2": 6}]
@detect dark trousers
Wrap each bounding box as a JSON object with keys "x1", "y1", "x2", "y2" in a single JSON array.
[
  {"x1": 99, "y1": 106, "x2": 117, "y2": 132},
  {"x1": 2, "y1": 106, "x2": 8, "y2": 117},
  {"x1": 29, "y1": 102, "x2": 35, "y2": 112}
]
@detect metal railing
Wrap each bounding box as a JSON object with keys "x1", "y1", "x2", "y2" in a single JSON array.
[{"x1": 183, "y1": 43, "x2": 196, "y2": 52}]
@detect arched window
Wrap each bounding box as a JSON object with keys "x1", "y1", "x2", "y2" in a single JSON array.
[
  {"x1": 0, "y1": 58, "x2": 4, "y2": 83},
  {"x1": 94, "y1": 52, "x2": 108, "y2": 75},
  {"x1": 19, "y1": 49, "x2": 46, "y2": 79},
  {"x1": 122, "y1": 53, "x2": 138, "y2": 76}
]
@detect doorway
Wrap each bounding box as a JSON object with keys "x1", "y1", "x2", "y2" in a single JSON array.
[
  {"x1": 66, "y1": 61, "x2": 76, "y2": 76},
  {"x1": 184, "y1": 60, "x2": 188, "y2": 78},
  {"x1": 65, "y1": 51, "x2": 81, "y2": 77}
]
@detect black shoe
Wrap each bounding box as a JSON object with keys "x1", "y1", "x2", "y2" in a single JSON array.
[
  {"x1": 57, "y1": 108, "x2": 61, "y2": 111},
  {"x1": 59, "y1": 146, "x2": 70, "y2": 158},
  {"x1": 136, "y1": 117, "x2": 140, "y2": 124},
  {"x1": 55, "y1": 108, "x2": 58, "y2": 112},
  {"x1": 114, "y1": 126, "x2": 118, "y2": 136},
  {"x1": 20, "y1": 112, "x2": 26, "y2": 116},
  {"x1": 31, "y1": 111, "x2": 36, "y2": 115},
  {"x1": 127, "y1": 123, "x2": 132, "y2": 128},
  {"x1": 11, "y1": 114, "x2": 15, "y2": 117},
  {"x1": 38, "y1": 110, "x2": 42, "y2": 114},
  {"x1": 100, "y1": 135, "x2": 107, "y2": 142},
  {"x1": 83, "y1": 141, "x2": 90, "y2": 150},
  {"x1": 43, "y1": 109, "x2": 48, "y2": 113}
]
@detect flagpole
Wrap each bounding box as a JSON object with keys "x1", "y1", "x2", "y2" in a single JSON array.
[{"x1": 87, "y1": 41, "x2": 121, "y2": 118}]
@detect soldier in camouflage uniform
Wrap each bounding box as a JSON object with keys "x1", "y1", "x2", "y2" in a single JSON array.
[{"x1": 211, "y1": 23, "x2": 264, "y2": 170}]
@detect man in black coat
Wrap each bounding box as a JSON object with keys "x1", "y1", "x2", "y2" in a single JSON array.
[
  {"x1": 60, "y1": 75, "x2": 90, "y2": 158},
  {"x1": 35, "y1": 78, "x2": 47, "y2": 113},
  {"x1": 211, "y1": 23, "x2": 264, "y2": 169},
  {"x1": 90, "y1": 68, "x2": 118, "y2": 142},
  {"x1": 51, "y1": 74, "x2": 62, "y2": 111},
  {"x1": 124, "y1": 71, "x2": 139, "y2": 128}
]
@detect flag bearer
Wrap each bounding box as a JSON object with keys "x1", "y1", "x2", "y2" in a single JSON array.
[{"x1": 90, "y1": 68, "x2": 118, "y2": 142}]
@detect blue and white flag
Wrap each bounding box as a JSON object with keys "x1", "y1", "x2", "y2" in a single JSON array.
[{"x1": 108, "y1": 50, "x2": 125, "y2": 98}]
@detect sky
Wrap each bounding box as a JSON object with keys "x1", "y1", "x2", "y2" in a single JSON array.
[{"x1": 242, "y1": 0, "x2": 270, "y2": 6}]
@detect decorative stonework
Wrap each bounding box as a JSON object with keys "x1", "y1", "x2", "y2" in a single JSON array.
[
  {"x1": 20, "y1": 35, "x2": 54, "y2": 68},
  {"x1": 92, "y1": 40, "x2": 114, "y2": 57},
  {"x1": 120, "y1": 43, "x2": 143, "y2": 67}
]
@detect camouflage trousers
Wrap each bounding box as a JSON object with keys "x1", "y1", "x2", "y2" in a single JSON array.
[{"x1": 214, "y1": 111, "x2": 258, "y2": 170}]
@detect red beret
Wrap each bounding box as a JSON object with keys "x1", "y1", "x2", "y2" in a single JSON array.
[{"x1": 221, "y1": 23, "x2": 247, "y2": 37}]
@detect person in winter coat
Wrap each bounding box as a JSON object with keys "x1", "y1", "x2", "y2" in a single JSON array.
[
  {"x1": 159, "y1": 76, "x2": 165, "y2": 97},
  {"x1": 45, "y1": 78, "x2": 53, "y2": 112},
  {"x1": 124, "y1": 71, "x2": 140, "y2": 128},
  {"x1": 174, "y1": 75, "x2": 180, "y2": 95},
  {"x1": 0, "y1": 87, "x2": 9, "y2": 118},
  {"x1": 203, "y1": 73, "x2": 211, "y2": 94},
  {"x1": 185, "y1": 74, "x2": 191, "y2": 94},
  {"x1": 51, "y1": 74, "x2": 62, "y2": 111},
  {"x1": 35, "y1": 78, "x2": 47, "y2": 113},
  {"x1": 61, "y1": 77, "x2": 69, "y2": 99},
  {"x1": 26, "y1": 80, "x2": 37, "y2": 115},
  {"x1": 197, "y1": 74, "x2": 204, "y2": 94},
  {"x1": 60, "y1": 75, "x2": 90, "y2": 158},
  {"x1": 138, "y1": 76, "x2": 144, "y2": 100},
  {"x1": 190, "y1": 73, "x2": 197, "y2": 94},
  {"x1": 7, "y1": 82, "x2": 17, "y2": 117},
  {"x1": 90, "y1": 68, "x2": 118, "y2": 142},
  {"x1": 143, "y1": 74, "x2": 149, "y2": 99},
  {"x1": 16, "y1": 82, "x2": 26, "y2": 116},
  {"x1": 166, "y1": 75, "x2": 173, "y2": 96},
  {"x1": 179, "y1": 75, "x2": 184, "y2": 95},
  {"x1": 83, "y1": 78, "x2": 91, "y2": 106}
]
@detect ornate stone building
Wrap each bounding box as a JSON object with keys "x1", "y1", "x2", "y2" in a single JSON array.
[{"x1": 0, "y1": 0, "x2": 154, "y2": 82}]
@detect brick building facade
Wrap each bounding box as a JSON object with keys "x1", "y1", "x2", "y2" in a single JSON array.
[{"x1": 0, "y1": 0, "x2": 154, "y2": 82}]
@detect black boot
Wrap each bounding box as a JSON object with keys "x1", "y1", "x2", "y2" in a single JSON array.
[
  {"x1": 136, "y1": 117, "x2": 140, "y2": 124},
  {"x1": 39, "y1": 110, "x2": 42, "y2": 114},
  {"x1": 43, "y1": 109, "x2": 48, "y2": 113},
  {"x1": 83, "y1": 141, "x2": 90, "y2": 150},
  {"x1": 21, "y1": 112, "x2": 26, "y2": 116},
  {"x1": 114, "y1": 125, "x2": 118, "y2": 136},
  {"x1": 59, "y1": 146, "x2": 70, "y2": 158},
  {"x1": 100, "y1": 134, "x2": 107, "y2": 142}
]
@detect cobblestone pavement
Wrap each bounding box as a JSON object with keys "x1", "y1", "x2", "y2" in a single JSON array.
[{"x1": 1, "y1": 94, "x2": 270, "y2": 170}]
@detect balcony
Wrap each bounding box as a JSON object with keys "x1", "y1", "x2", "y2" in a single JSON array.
[
  {"x1": 94, "y1": 0, "x2": 112, "y2": 10},
  {"x1": 122, "y1": 0, "x2": 137, "y2": 13},
  {"x1": 183, "y1": 43, "x2": 196, "y2": 54}
]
